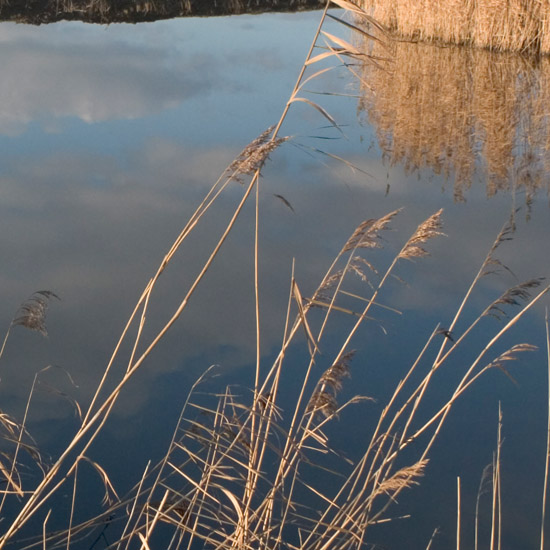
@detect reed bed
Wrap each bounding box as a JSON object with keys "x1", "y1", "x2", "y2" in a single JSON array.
[
  {"x1": 356, "y1": 38, "x2": 550, "y2": 203},
  {"x1": 0, "y1": 2, "x2": 548, "y2": 549},
  {"x1": 359, "y1": 0, "x2": 550, "y2": 55}
]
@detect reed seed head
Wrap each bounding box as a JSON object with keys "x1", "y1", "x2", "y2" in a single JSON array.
[
  {"x1": 485, "y1": 278, "x2": 545, "y2": 320},
  {"x1": 486, "y1": 343, "x2": 538, "y2": 386},
  {"x1": 228, "y1": 126, "x2": 289, "y2": 181},
  {"x1": 307, "y1": 351, "x2": 356, "y2": 420},
  {"x1": 343, "y1": 208, "x2": 401, "y2": 252},
  {"x1": 373, "y1": 459, "x2": 428, "y2": 499},
  {"x1": 399, "y1": 209, "x2": 445, "y2": 260},
  {"x1": 12, "y1": 290, "x2": 60, "y2": 337}
]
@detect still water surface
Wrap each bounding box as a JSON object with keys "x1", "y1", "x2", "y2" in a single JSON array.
[{"x1": 0, "y1": 8, "x2": 549, "y2": 550}]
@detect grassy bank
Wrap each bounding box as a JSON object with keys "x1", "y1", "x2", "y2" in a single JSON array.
[{"x1": 358, "y1": 0, "x2": 550, "y2": 55}]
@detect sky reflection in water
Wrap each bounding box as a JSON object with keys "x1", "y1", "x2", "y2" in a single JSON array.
[{"x1": 0, "y1": 10, "x2": 549, "y2": 550}]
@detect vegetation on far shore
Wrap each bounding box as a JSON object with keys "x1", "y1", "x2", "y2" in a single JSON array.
[{"x1": 0, "y1": 0, "x2": 326, "y2": 24}]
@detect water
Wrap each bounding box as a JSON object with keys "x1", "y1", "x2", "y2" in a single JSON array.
[{"x1": 0, "y1": 7, "x2": 548, "y2": 550}]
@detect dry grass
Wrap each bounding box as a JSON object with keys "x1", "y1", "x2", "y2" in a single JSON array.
[
  {"x1": 0, "y1": 2, "x2": 547, "y2": 550},
  {"x1": 359, "y1": 0, "x2": 550, "y2": 54},
  {"x1": 356, "y1": 37, "x2": 550, "y2": 203},
  {"x1": 78, "y1": 208, "x2": 543, "y2": 550}
]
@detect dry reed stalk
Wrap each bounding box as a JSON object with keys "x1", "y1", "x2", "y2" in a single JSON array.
[
  {"x1": 251, "y1": 207, "x2": 402, "y2": 515},
  {"x1": 38, "y1": 206, "x2": 546, "y2": 550},
  {"x1": 475, "y1": 464, "x2": 493, "y2": 550},
  {"x1": 541, "y1": 310, "x2": 550, "y2": 550},
  {"x1": 392, "y1": 0, "x2": 471, "y2": 44},
  {"x1": 271, "y1": 212, "x2": 446, "y2": 550},
  {"x1": 98, "y1": 208, "x2": 544, "y2": 550},
  {"x1": 360, "y1": 0, "x2": 393, "y2": 30},
  {"x1": 402, "y1": 277, "x2": 547, "y2": 465},
  {"x1": 489, "y1": 404, "x2": 503, "y2": 550},
  {"x1": 356, "y1": 35, "x2": 550, "y2": 201},
  {"x1": 314, "y1": 213, "x2": 547, "y2": 544},
  {"x1": 73, "y1": 1, "x2": 390, "y2": 548},
  {"x1": 425, "y1": 528, "x2": 440, "y2": 550},
  {"x1": 457, "y1": 476, "x2": 461, "y2": 550},
  {"x1": 473, "y1": 0, "x2": 541, "y2": 52},
  {"x1": 0, "y1": 59, "x2": 284, "y2": 550},
  {"x1": 444, "y1": 0, "x2": 473, "y2": 45},
  {"x1": 496, "y1": 404, "x2": 502, "y2": 550},
  {"x1": 392, "y1": 0, "x2": 425, "y2": 38}
]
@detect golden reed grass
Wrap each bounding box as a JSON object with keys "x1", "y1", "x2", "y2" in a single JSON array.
[
  {"x1": 358, "y1": 0, "x2": 550, "y2": 54},
  {"x1": 356, "y1": 39, "x2": 550, "y2": 202}
]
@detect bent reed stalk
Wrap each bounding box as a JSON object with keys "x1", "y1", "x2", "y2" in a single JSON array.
[
  {"x1": 358, "y1": 0, "x2": 550, "y2": 55},
  {"x1": 0, "y1": 2, "x2": 547, "y2": 550}
]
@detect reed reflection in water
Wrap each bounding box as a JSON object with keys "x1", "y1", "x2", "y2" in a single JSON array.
[{"x1": 357, "y1": 39, "x2": 550, "y2": 205}]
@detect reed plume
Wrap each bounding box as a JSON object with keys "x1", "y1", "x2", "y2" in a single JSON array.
[
  {"x1": 398, "y1": 208, "x2": 445, "y2": 260},
  {"x1": 372, "y1": 458, "x2": 428, "y2": 499},
  {"x1": 0, "y1": 290, "x2": 60, "y2": 364},
  {"x1": 307, "y1": 350, "x2": 355, "y2": 419},
  {"x1": 12, "y1": 290, "x2": 60, "y2": 337},
  {"x1": 484, "y1": 278, "x2": 546, "y2": 320},
  {"x1": 228, "y1": 126, "x2": 289, "y2": 182},
  {"x1": 342, "y1": 208, "x2": 401, "y2": 252}
]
